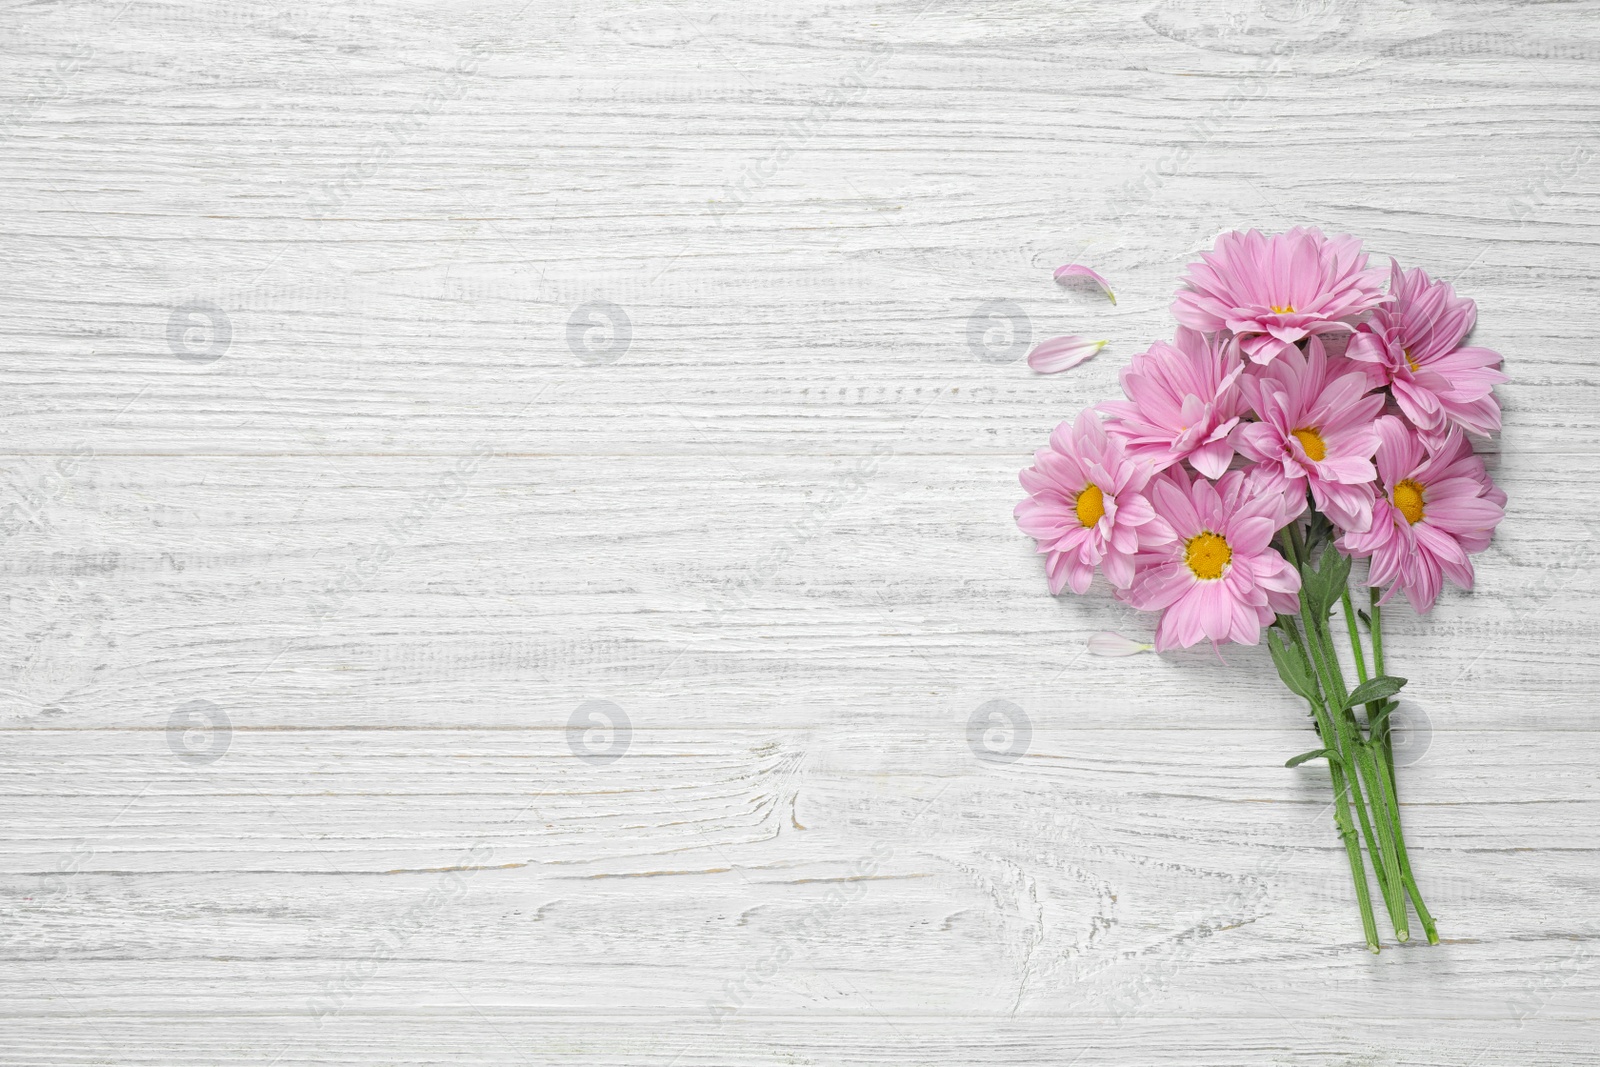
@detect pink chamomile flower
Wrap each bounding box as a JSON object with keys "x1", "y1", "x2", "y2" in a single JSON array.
[
  {"x1": 1173, "y1": 227, "x2": 1390, "y2": 365},
  {"x1": 1338, "y1": 416, "x2": 1505, "y2": 614},
  {"x1": 1121, "y1": 466, "x2": 1302, "y2": 651},
  {"x1": 1101, "y1": 326, "x2": 1248, "y2": 479},
  {"x1": 1345, "y1": 259, "x2": 1508, "y2": 438},
  {"x1": 1234, "y1": 337, "x2": 1385, "y2": 534},
  {"x1": 1015, "y1": 409, "x2": 1164, "y2": 595}
]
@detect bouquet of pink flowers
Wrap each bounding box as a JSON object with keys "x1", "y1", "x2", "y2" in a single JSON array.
[{"x1": 1017, "y1": 229, "x2": 1507, "y2": 951}]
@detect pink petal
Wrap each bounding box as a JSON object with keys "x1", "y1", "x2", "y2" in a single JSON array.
[
  {"x1": 1102, "y1": 545, "x2": 1134, "y2": 587},
  {"x1": 1087, "y1": 631, "x2": 1152, "y2": 657},
  {"x1": 1062, "y1": 555, "x2": 1096, "y2": 595},
  {"x1": 1053, "y1": 264, "x2": 1116, "y2": 304},
  {"x1": 1152, "y1": 476, "x2": 1202, "y2": 538},
  {"x1": 1158, "y1": 587, "x2": 1210, "y2": 650},
  {"x1": 1109, "y1": 523, "x2": 1138, "y2": 556},
  {"x1": 1189, "y1": 438, "x2": 1235, "y2": 479},
  {"x1": 1028, "y1": 336, "x2": 1108, "y2": 374},
  {"x1": 1230, "y1": 597, "x2": 1263, "y2": 646},
  {"x1": 1127, "y1": 559, "x2": 1192, "y2": 611},
  {"x1": 1228, "y1": 516, "x2": 1276, "y2": 556},
  {"x1": 1196, "y1": 581, "x2": 1234, "y2": 643},
  {"x1": 1045, "y1": 552, "x2": 1069, "y2": 595},
  {"x1": 1313, "y1": 479, "x2": 1376, "y2": 534}
]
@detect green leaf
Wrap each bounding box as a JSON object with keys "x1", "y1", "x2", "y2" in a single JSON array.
[
  {"x1": 1286, "y1": 748, "x2": 1334, "y2": 768},
  {"x1": 1297, "y1": 555, "x2": 1329, "y2": 615},
  {"x1": 1300, "y1": 543, "x2": 1346, "y2": 614},
  {"x1": 1304, "y1": 511, "x2": 1333, "y2": 552},
  {"x1": 1342, "y1": 675, "x2": 1407, "y2": 711},
  {"x1": 1365, "y1": 699, "x2": 1399, "y2": 732},
  {"x1": 1265, "y1": 628, "x2": 1293, "y2": 673},
  {"x1": 1320, "y1": 546, "x2": 1353, "y2": 601},
  {"x1": 1266, "y1": 629, "x2": 1319, "y2": 703},
  {"x1": 1296, "y1": 541, "x2": 1349, "y2": 617}
]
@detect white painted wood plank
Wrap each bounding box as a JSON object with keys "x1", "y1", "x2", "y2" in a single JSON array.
[{"x1": 1, "y1": 454, "x2": 1592, "y2": 730}]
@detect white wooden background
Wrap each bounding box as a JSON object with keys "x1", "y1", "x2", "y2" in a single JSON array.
[{"x1": 3, "y1": 0, "x2": 1598, "y2": 1063}]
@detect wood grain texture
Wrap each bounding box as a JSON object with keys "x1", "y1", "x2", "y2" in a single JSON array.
[{"x1": 3, "y1": 0, "x2": 1598, "y2": 1063}]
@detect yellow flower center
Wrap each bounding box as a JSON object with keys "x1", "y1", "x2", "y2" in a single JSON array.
[
  {"x1": 1270, "y1": 304, "x2": 1295, "y2": 314},
  {"x1": 1075, "y1": 484, "x2": 1106, "y2": 528},
  {"x1": 1393, "y1": 479, "x2": 1425, "y2": 525},
  {"x1": 1291, "y1": 427, "x2": 1327, "y2": 462},
  {"x1": 1403, "y1": 346, "x2": 1419, "y2": 372},
  {"x1": 1184, "y1": 531, "x2": 1232, "y2": 581}
]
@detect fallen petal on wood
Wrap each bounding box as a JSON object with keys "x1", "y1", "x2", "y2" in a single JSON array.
[
  {"x1": 1027, "y1": 336, "x2": 1107, "y2": 374},
  {"x1": 1087, "y1": 631, "x2": 1153, "y2": 657},
  {"x1": 1054, "y1": 263, "x2": 1116, "y2": 304}
]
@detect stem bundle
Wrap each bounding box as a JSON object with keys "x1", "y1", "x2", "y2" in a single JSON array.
[{"x1": 1271, "y1": 514, "x2": 1438, "y2": 952}]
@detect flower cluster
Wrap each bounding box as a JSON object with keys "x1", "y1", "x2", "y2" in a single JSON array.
[{"x1": 1017, "y1": 228, "x2": 1506, "y2": 650}]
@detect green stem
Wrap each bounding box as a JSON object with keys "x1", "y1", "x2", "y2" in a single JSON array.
[
  {"x1": 1370, "y1": 588, "x2": 1394, "y2": 784},
  {"x1": 1369, "y1": 587, "x2": 1385, "y2": 675},
  {"x1": 1353, "y1": 739, "x2": 1409, "y2": 941},
  {"x1": 1338, "y1": 584, "x2": 1410, "y2": 940},
  {"x1": 1305, "y1": 608, "x2": 1405, "y2": 939},
  {"x1": 1341, "y1": 590, "x2": 1368, "y2": 685},
  {"x1": 1370, "y1": 753, "x2": 1440, "y2": 944},
  {"x1": 1278, "y1": 533, "x2": 1381, "y2": 952},
  {"x1": 1287, "y1": 522, "x2": 1309, "y2": 575},
  {"x1": 1289, "y1": 531, "x2": 1406, "y2": 937},
  {"x1": 1364, "y1": 588, "x2": 1438, "y2": 943},
  {"x1": 1293, "y1": 571, "x2": 1386, "y2": 885}
]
